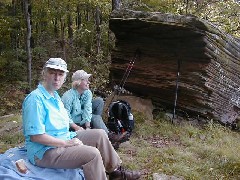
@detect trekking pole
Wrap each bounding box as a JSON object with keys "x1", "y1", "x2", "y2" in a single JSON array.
[
  {"x1": 118, "y1": 49, "x2": 140, "y2": 95},
  {"x1": 109, "y1": 49, "x2": 141, "y2": 105},
  {"x1": 172, "y1": 58, "x2": 181, "y2": 123}
]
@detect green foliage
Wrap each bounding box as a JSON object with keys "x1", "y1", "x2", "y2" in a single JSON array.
[
  {"x1": 0, "y1": 49, "x2": 27, "y2": 82},
  {"x1": 121, "y1": 0, "x2": 240, "y2": 37},
  {"x1": 7, "y1": 61, "x2": 26, "y2": 81},
  {"x1": 196, "y1": 0, "x2": 240, "y2": 37},
  {"x1": 122, "y1": 0, "x2": 180, "y2": 13},
  {"x1": 0, "y1": 0, "x2": 239, "y2": 93},
  {"x1": 0, "y1": 0, "x2": 114, "y2": 91}
]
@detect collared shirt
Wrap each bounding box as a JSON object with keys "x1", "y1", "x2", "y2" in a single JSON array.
[
  {"x1": 22, "y1": 84, "x2": 77, "y2": 165},
  {"x1": 61, "y1": 89, "x2": 92, "y2": 125}
]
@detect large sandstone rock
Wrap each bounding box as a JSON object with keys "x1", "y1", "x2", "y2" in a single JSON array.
[{"x1": 109, "y1": 9, "x2": 240, "y2": 126}]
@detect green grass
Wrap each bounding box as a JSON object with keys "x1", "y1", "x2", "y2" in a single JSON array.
[{"x1": 118, "y1": 112, "x2": 240, "y2": 179}]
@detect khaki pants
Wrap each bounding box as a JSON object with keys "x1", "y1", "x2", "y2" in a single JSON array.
[{"x1": 35, "y1": 129, "x2": 121, "y2": 180}]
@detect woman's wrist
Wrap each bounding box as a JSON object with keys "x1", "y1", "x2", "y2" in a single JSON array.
[{"x1": 85, "y1": 122, "x2": 91, "y2": 129}]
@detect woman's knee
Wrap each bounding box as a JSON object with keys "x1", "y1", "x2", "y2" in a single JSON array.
[
  {"x1": 90, "y1": 129, "x2": 108, "y2": 141},
  {"x1": 79, "y1": 146, "x2": 102, "y2": 166},
  {"x1": 88, "y1": 146, "x2": 101, "y2": 158},
  {"x1": 91, "y1": 114, "x2": 102, "y2": 122},
  {"x1": 91, "y1": 116, "x2": 108, "y2": 131},
  {"x1": 93, "y1": 128, "x2": 107, "y2": 136},
  {"x1": 92, "y1": 97, "x2": 104, "y2": 115}
]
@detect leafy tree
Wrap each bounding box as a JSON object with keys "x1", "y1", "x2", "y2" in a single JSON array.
[
  {"x1": 121, "y1": 0, "x2": 240, "y2": 37},
  {"x1": 0, "y1": 0, "x2": 239, "y2": 89},
  {"x1": 0, "y1": 0, "x2": 27, "y2": 82}
]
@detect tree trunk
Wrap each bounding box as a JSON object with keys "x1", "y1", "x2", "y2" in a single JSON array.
[
  {"x1": 76, "y1": 4, "x2": 82, "y2": 30},
  {"x1": 60, "y1": 17, "x2": 66, "y2": 60},
  {"x1": 68, "y1": 14, "x2": 73, "y2": 45},
  {"x1": 10, "y1": 0, "x2": 19, "y2": 60},
  {"x1": 24, "y1": 0, "x2": 32, "y2": 91},
  {"x1": 95, "y1": 6, "x2": 101, "y2": 54},
  {"x1": 54, "y1": 18, "x2": 59, "y2": 37},
  {"x1": 112, "y1": 0, "x2": 121, "y2": 11},
  {"x1": 86, "y1": 4, "x2": 90, "y2": 21},
  {"x1": 185, "y1": 0, "x2": 189, "y2": 14}
]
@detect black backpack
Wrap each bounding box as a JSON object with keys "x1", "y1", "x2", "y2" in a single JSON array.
[{"x1": 107, "y1": 100, "x2": 134, "y2": 134}]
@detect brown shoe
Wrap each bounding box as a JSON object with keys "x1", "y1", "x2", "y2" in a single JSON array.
[
  {"x1": 111, "y1": 141, "x2": 120, "y2": 150},
  {"x1": 108, "y1": 132, "x2": 131, "y2": 150},
  {"x1": 108, "y1": 132, "x2": 129, "y2": 143},
  {"x1": 109, "y1": 166, "x2": 141, "y2": 180}
]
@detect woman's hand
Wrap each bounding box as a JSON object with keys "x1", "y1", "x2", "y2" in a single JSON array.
[
  {"x1": 65, "y1": 138, "x2": 83, "y2": 147},
  {"x1": 74, "y1": 126, "x2": 84, "y2": 131},
  {"x1": 30, "y1": 134, "x2": 83, "y2": 148},
  {"x1": 70, "y1": 123, "x2": 84, "y2": 131},
  {"x1": 30, "y1": 134, "x2": 83, "y2": 147}
]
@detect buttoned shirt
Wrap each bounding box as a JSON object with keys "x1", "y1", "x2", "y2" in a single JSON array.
[
  {"x1": 61, "y1": 89, "x2": 92, "y2": 125},
  {"x1": 22, "y1": 84, "x2": 76, "y2": 165}
]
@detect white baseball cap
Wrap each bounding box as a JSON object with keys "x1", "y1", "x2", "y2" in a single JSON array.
[
  {"x1": 44, "y1": 58, "x2": 69, "y2": 72},
  {"x1": 72, "y1": 70, "x2": 92, "y2": 82}
]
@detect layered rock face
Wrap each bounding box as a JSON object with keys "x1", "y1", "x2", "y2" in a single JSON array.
[{"x1": 109, "y1": 9, "x2": 240, "y2": 125}]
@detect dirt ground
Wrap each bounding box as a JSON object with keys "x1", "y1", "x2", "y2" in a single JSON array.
[{"x1": 0, "y1": 114, "x2": 23, "y2": 153}]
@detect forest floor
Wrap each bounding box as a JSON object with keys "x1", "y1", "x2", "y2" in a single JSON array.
[{"x1": 1, "y1": 112, "x2": 240, "y2": 180}]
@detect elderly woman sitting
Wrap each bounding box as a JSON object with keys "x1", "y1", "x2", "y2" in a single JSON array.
[{"x1": 62, "y1": 69, "x2": 108, "y2": 133}]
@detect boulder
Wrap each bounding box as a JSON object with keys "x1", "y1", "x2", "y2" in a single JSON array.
[{"x1": 109, "y1": 9, "x2": 240, "y2": 126}]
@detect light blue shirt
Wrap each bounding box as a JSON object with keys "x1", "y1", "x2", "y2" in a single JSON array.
[
  {"x1": 61, "y1": 89, "x2": 92, "y2": 125},
  {"x1": 22, "y1": 84, "x2": 77, "y2": 165}
]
